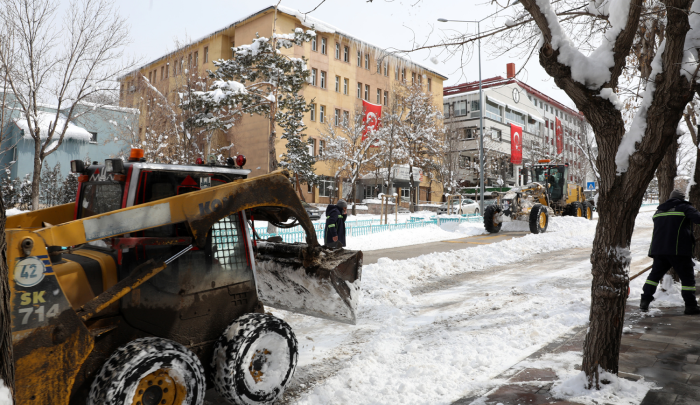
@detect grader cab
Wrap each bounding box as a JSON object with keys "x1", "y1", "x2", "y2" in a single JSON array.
[
  {"x1": 483, "y1": 161, "x2": 593, "y2": 234},
  {"x1": 6, "y1": 149, "x2": 362, "y2": 405}
]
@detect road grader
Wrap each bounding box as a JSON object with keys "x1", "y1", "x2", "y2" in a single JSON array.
[
  {"x1": 6, "y1": 149, "x2": 362, "y2": 405},
  {"x1": 483, "y1": 160, "x2": 593, "y2": 234}
]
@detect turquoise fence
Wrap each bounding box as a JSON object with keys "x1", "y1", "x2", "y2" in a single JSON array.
[{"x1": 254, "y1": 214, "x2": 484, "y2": 243}]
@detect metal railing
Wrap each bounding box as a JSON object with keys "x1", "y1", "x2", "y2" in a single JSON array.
[{"x1": 254, "y1": 214, "x2": 484, "y2": 243}]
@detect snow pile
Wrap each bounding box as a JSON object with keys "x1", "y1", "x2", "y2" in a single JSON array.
[
  {"x1": 552, "y1": 367, "x2": 653, "y2": 404},
  {"x1": 15, "y1": 111, "x2": 92, "y2": 141},
  {"x1": 345, "y1": 221, "x2": 487, "y2": 251},
  {"x1": 0, "y1": 380, "x2": 10, "y2": 405},
  {"x1": 599, "y1": 88, "x2": 623, "y2": 110},
  {"x1": 6, "y1": 208, "x2": 27, "y2": 216}
]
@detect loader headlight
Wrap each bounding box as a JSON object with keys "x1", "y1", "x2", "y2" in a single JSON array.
[
  {"x1": 70, "y1": 160, "x2": 85, "y2": 174},
  {"x1": 105, "y1": 159, "x2": 124, "y2": 174}
]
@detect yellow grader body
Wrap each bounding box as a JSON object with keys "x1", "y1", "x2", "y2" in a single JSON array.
[
  {"x1": 483, "y1": 162, "x2": 593, "y2": 234},
  {"x1": 6, "y1": 159, "x2": 362, "y2": 405}
]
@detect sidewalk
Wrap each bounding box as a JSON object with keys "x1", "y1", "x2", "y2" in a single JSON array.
[{"x1": 452, "y1": 304, "x2": 700, "y2": 405}]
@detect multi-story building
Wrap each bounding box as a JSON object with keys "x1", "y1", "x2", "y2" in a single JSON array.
[
  {"x1": 443, "y1": 63, "x2": 589, "y2": 188},
  {"x1": 118, "y1": 5, "x2": 447, "y2": 205}
]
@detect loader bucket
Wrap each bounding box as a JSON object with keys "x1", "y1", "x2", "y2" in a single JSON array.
[{"x1": 255, "y1": 242, "x2": 362, "y2": 325}]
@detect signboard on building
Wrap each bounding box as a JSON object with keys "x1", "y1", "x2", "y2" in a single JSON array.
[{"x1": 393, "y1": 167, "x2": 422, "y2": 182}]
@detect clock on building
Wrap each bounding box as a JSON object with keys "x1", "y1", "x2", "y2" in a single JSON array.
[{"x1": 512, "y1": 88, "x2": 520, "y2": 103}]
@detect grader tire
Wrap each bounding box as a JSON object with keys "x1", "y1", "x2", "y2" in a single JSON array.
[
  {"x1": 529, "y1": 204, "x2": 549, "y2": 234},
  {"x1": 484, "y1": 205, "x2": 502, "y2": 233},
  {"x1": 570, "y1": 202, "x2": 584, "y2": 217},
  {"x1": 583, "y1": 202, "x2": 594, "y2": 220},
  {"x1": 88, "y1": 337, "x2": 206, "y2": 405}
]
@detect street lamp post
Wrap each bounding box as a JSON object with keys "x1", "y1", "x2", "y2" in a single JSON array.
[{"x1": 440, "y1": 2, "x2": 518, "y2": 214}]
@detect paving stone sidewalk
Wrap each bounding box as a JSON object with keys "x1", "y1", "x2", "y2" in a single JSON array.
[{"x1": 452, "y1": 305, "x2": 700, "y2": 405}]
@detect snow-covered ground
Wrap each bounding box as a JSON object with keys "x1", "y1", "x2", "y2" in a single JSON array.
[
  {"x1": 0, "y1": 379, "x2": 10, "y2": 405},
  {"x1": 268, "y1": 208, "x2": 670, "y2": 405}
]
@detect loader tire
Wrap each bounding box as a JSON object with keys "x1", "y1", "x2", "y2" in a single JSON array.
[
  {"x1": 583, "y1": 202, "x2": 593, "y2": 220},
  {"x1": 570, "y1": 202, "x2": 584, "y2": 217},
  {"x1": 529, "y1": 204, "x2": 549, "y2": 234},
  {"x1": 88, "y1": 337, "x2": 206, "y2": 405},
  {"x1": 484, "y1": 205, "x2": 502, "y2": 233},
  {"x1": 212, "y1": 313, "x2": 298, "y2": 405}
]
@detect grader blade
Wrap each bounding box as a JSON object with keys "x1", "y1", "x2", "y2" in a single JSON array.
[{"x1": 255, "y1": 242, "x2": 362, "y2": 325}]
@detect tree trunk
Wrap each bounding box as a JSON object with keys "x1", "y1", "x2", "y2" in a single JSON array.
[
  {"x1": 408, "y1": 165, "x2": 415, "y2": 213},
  {"x1": 689, "y1": 147, "x2": 700, "y2": 262},
  {"x1": 351, "y1": 179, "x2": 357, "y2": 216},
  {"x1": 0, "y1": 193, "x2": 14, "y2": 398},
  {"x1": 295, "y1": 173, "x2": 306, "y2": 203},
  {"x1": 31, "y1": 146, "x2": 42, "y2": 211},
  {"x1": 657, "y1": 137, "x2": 679, "y2": 203}
]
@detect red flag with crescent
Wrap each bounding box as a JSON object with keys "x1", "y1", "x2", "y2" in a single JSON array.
[
  {"x1": 555, "y1": 117, "x2": 564, "y2": 155},
  {"x1": 510, "y1": 123, "x2": 522, "y2": 164},
  {"x1": 362, "y1": 100, "x2": 382, "y2": 141}
]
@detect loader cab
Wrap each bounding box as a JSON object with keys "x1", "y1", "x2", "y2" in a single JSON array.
[{"x1": 532, "y1": 163, "x2": 569, "y2": 202}]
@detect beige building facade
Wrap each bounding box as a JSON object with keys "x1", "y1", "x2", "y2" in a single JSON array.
[{"x1": 119, "y1": 6, "x2": 448, "y2": 205}]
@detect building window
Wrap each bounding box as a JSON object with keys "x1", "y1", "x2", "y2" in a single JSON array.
[
  {"x1": 173, "y1": 61, "x2": 177, "y2": 76},
  {"x1": 165, "y1": 64, "x2": 169, "y2": 78},
  {"x1": 321, "y1": 37, "x2": 327, "y2": 54},
  {"x1": 89, "y1": 131, "x2": 97, "y2": 143},
  {"x1": 204, "y1": 47, "x2": 208, "y2": 63},
  {"x1": 310, "y1": 104, "x2": 316, "y2": 121},
  {"x1": 335, "y1": 76, "x2": 340, "y2": 92},
  {"x1": 319, "y1": 177, "x2": 336, "y2": 198},
  {"x1": 194, "y1": 51, "x2": 198, "y2": 67},
  {"x1": 188, "y1": 54, "x2": 192, "y2": 69},
  {"x1": 320, "y1": 71, "x2": 326, "y2": 88},
  {"x1": 364, "y1": 84, "x2": 369, "y2": 100},
  {"x1": 384, "y1": 62, "x2": 388, "y2": 76},
  {"x1": 320, "y1": 105, "x2": 326, "y2": 123},
  {"x1": 491, "y1": 128, "x2": 502, "y2": 141},
  {"x1": 444, "y1": 103, "x2": 450, "y2": 118},
  {"x1": 486, "y1": 101, "x2": 502, "y2": 122},
  {"x1": 357, "y1": 82, "x2": 362, "y2": 99},
  {"x1": 308, "y1": 138, "x2": 316, "y2": 156},
  {"x1": 383, "y1": 91, "x2": 388, "y2": 105},
  {"x1": 357, "y1": 51, "x2": 361, "y2": 67},
  {"x1": 376, "y1": 88, "x2": 381, "y2": 104},
  {"x1": 395, "y1": 65, "x2": 399, "y2": 80},
  {"x1": 365, "y1": 54, "x2": 369, "y2": 69},
  {"x1": 455, "y1": 101, "x2": 467, "y2": 116},
  {"x1": 459, "y1": 156, "x2": 469, "y2": 169},
  {"x1": 312, "y1": 37, "x2": 317, "y2": 51},
  {"x1": 161, "y1": 66, "x2": 164, "y2": 80},
  {"x1": 412, "y1": 72, "x2": 416, "y2": 84},
  {"x1": 402, "y1": 68, "x2": 406, "y2": 82},
  {"x1": 148, "y1": 71, "x2": 152, "y2": 82},
  {"x1": 401, "y1": 188, "x2": 410, "y2": 200},
  {"x1": 343, "y1": 110, "x2": 349, "y2": 125},
  {"x1": 344, "y1": 46, "x2": 349, "y2": 62},
  {"x1": 377, "y1": 61, "x2": 381, "y2": 74},
  {"x1": 335, "y1": 109, "x2": 340, "y2": 126},
  {"x1": 428, "y1": 78, "x2": 432, "y2": 91},
  {"x1": 311, "y1": 68, "x2": 317, "y2": 86},
  {"x1": 308, "y1": 183, "x2": 313, "y2": 193},
  {"x1": 471, "y1": 100, "x2": 480, "y2": 111},
  {"x1": 335, "y1": 43, "x2": 340, "y2": 59},
  {"x1": 344, "y1": 78, "x2": 349, "y2": 95},
  {"x1": 319, "y1": 140, "x2": 325, "y2": 156}
]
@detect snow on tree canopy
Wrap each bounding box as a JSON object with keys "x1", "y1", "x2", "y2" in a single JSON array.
[
  {"x1": 15, "y1": 111, "x2": 92, "y2": 141},
  {"x1": 535, "y1": 0, "x2": 632, "y2": 89}
]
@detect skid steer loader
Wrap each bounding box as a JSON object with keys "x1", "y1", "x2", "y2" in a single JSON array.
[
  {"x1": 6, "y1": 149, "x2": 362, "y2": 405},
  {"x1": 483, "y1": 160, "x2": 593, "y2": 234}
]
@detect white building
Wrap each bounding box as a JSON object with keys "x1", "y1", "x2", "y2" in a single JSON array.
[{"x1": 443, "y1": 64, "x2": 588, "y2": 188}]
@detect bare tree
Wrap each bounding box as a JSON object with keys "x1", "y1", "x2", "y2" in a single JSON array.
[
  {"x1": 0, "y1": 0, "x2": 136, "y2": 210},
  {"x1": 318, "y1": 107, "x2": 377, "y2": 215},
  {"x1": 401, "y1": 0, "x2": 700, "y2": 388}
]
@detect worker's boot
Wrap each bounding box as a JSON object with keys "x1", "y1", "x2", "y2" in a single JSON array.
[
  {"x1": 640, "y1": 295, "x2": 654, "y2": 312},
  {"x1": 684, "y1": 305, "x2": 700, "y2": 315}
]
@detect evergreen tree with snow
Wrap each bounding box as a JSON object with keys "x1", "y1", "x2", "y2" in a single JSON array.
[
  {"x1": 60, "y1": 173, "x2": 79, "y2": 204},
  {"x1": 184, "y1": 24, "x2": 317, "y2": 183}
]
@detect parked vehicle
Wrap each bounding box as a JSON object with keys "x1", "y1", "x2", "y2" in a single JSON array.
[
  {"x1": 438, "y1": 198, "x2": 480, "y2": 215},
  {"x1": 302, "y1": 201, "x2": 321, "y2": 220}
]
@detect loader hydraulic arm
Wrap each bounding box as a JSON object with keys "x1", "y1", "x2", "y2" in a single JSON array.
[{"x1": 29, "y1": 171, "x2": 319, "y2": 251}]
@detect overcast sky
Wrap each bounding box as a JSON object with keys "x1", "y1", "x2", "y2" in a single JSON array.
[{"x1": 114, "y1": 0, "x2": 574, "y2": 108}]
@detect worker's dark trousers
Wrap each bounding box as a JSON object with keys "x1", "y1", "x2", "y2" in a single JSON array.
[{"x1": 642, "y1": 255, "x2": 698, "y2": 307}]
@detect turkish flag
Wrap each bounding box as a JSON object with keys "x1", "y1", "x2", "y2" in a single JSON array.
[
  {"x1": 362, "y1": 100, "x2": 382, "y2": 141},
  {"x1": 510, "y1": 123, "x2": 522, "y2": 164},
  {"x1": 555, "y1": 117, "x2": 563, "y2": 154}
]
